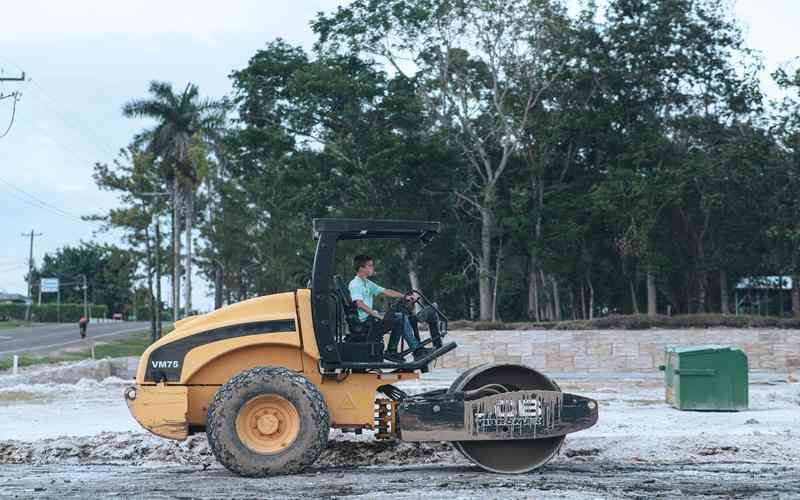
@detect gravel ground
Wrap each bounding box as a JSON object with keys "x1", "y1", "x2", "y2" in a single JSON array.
[{"x1": 1, "y1": 360, "x2": 799, "y2": 499}]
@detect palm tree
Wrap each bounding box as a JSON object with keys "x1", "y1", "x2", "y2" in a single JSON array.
[{"x1": 123, "y1": 81, "x2": 225, "y2": 320}]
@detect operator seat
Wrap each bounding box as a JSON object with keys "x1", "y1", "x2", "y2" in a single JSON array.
[{"x1": 333, "y1": 275, "x2": 376, "y2": 341}]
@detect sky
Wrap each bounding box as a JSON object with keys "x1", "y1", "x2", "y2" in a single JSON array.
[{"x1": 0, "y1": 0, "x2": 798, "y2": 313}]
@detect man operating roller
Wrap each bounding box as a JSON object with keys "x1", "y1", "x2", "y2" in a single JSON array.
[{"x1": 349, "y1": 254, "x2": 431, "y2": 363}]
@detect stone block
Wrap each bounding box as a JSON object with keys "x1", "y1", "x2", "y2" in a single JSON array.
[
  {"x1": 507, "y1": 342, "x2": 533, "y2": 357},
  {"x1": 495, "y1": 354, "x2": 523, "y2": 365}
]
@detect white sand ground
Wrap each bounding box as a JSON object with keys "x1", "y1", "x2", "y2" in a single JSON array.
[{"x1": 1, "y1": 359, "x2": 799, "y2": 498}]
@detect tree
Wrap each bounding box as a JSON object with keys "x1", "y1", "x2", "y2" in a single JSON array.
[
  {"x1": 32, "y1": 243, "x2": 137, "y2": 315},
  {"x1": 122, "y1": 81, "x2": 225, "y2": 319},
  {"x1": 771, "y1": 60, "x2": 800, "y2": 317},
  {"x1": 315, "y1": 0, "x2": 574, "y2": 319},
  {"x1": 92, "y1": 145, "x2": 167, "y2": 340}
]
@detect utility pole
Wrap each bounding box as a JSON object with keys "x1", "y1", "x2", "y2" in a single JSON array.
[
  {"x1": 82, "y1": 274, "x2": 88, "y2": 319},
  {"x1": 21, "y1": 230, "x2": 42, "y2": 321},
  {"x1": 155, "y1": 204, "x2": 163, "y2": 339},
  {"x1": 172, "y1": 179, "x2": 181, "y2": 324},
  {"x1": 0, "y1": 72, "x2": 25, "y2": 100},
  {"x1": 0, "y1": 71, "x2": 25, "y2": 83}
]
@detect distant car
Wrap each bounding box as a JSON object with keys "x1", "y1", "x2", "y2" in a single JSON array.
[{"x1": 112, "y1": 313, "x2": 123, "y2": 321}]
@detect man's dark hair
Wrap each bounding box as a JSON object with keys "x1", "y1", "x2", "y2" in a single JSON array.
[{"x1": 353, "y1": 254, "x2": 373, "y2": 272}]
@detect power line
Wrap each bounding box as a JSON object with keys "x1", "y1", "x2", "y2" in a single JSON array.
[
  {"x1": 0, "y1": 93, "x2": 18, "y2": 138},
  {"x1": 0, "y1": 176, "x2": 86, "y2": 221},
  {"x1": 0, "y1": 182, "x2": 72, "y2": 219},
  {"x1": 25, "y1": 78, "x2": 119, "y2": 158},
  {"x1": 0, "y1": 263, "x2": 26, "y2": 272},
  {"x1": 1, "y1": 56, "x2": 118, "y2": 167}
]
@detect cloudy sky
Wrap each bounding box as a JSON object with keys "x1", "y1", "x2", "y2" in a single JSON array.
[{"x1": 0, "y1": 0, "x2": 797, "y2": 312}]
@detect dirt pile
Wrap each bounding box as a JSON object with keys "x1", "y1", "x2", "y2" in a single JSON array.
[
  {"x1": 0, "y1": 432, "x2": 458, "y2": 468},
  {"x1": 0, "y1": 357, "x2": 137, "y2": 388}
]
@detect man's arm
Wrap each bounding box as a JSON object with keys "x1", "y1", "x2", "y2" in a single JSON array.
[
  {"x1": 382, "y1": 289, "x2": 420, "y2": 300},
  {"x1": 353, "y1": 299, "x2": 382, "y2": 319}
]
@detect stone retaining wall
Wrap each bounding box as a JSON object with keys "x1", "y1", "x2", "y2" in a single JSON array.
[{"x1": 436, "y1": 329, "x2": 800, "y2": 373}]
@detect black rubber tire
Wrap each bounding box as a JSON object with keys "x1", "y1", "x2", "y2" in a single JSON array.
[{"x1": 206, "y1": 366, "x2": 330, "y2": 477}]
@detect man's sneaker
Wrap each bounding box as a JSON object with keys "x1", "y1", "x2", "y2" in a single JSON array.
[
  {"x1": 412, "y1": 347, "x2": 434, "y2": 360},
  {"x1": 384, "y1": 351, "x2": 406, "y2": 363}
]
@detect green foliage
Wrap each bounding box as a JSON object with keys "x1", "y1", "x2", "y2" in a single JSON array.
[
  {"x1": 102, "y1": 0, "x2": 800, "y2": 322},
  {"x1": 0, "y1": 304, "x2": 108, "y2": 322},
  {"x1": 29, "y1": 242, "x2": 135, "y2": 315},
  {"x1": 450, "y1": 314, "x2": 800, "y2": 331}
]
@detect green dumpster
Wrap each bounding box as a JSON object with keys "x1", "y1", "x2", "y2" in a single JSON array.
[{"x1": 659, "y1": 345, "x2": 748, "y2": 411}]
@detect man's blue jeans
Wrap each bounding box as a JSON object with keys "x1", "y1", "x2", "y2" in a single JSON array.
[{"x1": 387, "y1": 312, "x2": 420, "y2": 351}]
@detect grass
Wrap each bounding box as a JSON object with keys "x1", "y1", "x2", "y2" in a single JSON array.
[
  {"x1": 0, "y1": 326, "x2": 172, "y2": 372},
  {"x1": 0, "y1": 352, "x2": 86, "y2": 371},
  {"x1": 92, "y1": 330, "x2": 152, "y2": 358}
]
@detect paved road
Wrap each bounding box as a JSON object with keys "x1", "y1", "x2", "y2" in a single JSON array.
[{"x1": 0, "y1": 321, "x2": 150, "y2": 356}]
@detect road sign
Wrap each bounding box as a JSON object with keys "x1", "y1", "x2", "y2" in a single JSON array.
[{"x1": 40, "y1": 278, "x2": 59, "y2": 293}]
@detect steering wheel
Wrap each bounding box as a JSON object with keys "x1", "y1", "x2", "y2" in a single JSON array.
[{"x1": 388, "y1": 291, "x2": 419, "y2": 315}]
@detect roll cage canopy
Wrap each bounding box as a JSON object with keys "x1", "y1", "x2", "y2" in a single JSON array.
[
  {"x1": 312, "y1": 218, "x2": 440, "y2": 242},
  {"x1": 310, "y1": 218, "x2": 441, "y2": 368}
]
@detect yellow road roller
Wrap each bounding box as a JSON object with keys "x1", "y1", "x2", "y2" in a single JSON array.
[{"x1": 125, "y1": 218, "x2": 598, "y2": 476}]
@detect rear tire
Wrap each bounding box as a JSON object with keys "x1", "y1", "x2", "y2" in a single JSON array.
[{"x1": 206, "y1": 366, "x2": 329, "y2": 477}]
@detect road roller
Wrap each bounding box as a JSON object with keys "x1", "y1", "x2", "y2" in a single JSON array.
[{"x1": 125, "y1": 218, "x2": 598, "y2": 476}]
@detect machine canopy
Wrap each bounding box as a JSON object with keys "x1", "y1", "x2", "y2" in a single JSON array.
[{"x1": 312, "y1": 218, "x2": 440, "y2": 243}]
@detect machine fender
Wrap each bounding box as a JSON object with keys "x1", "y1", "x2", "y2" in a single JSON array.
[{"x1": 144, "y1": 319, "x2": 296, "y2": 382}]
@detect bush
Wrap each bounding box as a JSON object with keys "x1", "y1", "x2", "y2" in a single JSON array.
[
  {"x1": 450, "y1": 314, "x2": 800, "y2": 331},
  {"x1": 0, "y1": 303, "x2": 108, "y2": 323}
]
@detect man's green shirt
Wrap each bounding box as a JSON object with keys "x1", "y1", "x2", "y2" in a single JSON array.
[{"x1": 348, "y1": 276, "x2": 385, "y2": 321}]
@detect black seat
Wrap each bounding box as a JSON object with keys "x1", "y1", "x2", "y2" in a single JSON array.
[
  {"x1": 333, "y1": 275, "x2": 372, "y2": 340},
  {"x1": 333, "y1": 275, "x2": 390, "y2": 362}
]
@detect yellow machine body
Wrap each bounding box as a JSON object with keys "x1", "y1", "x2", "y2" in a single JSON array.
[{"x1": 126, "y1": 288, "x2": 417, "y2": 440}]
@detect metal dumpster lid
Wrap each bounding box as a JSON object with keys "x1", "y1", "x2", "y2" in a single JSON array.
[{"x1": 665, "y1": 345, "x2": 738, "y2": 355}]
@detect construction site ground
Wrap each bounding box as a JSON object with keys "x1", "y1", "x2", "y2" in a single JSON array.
[{"x1": 1, "y1": 359, "x2": 798, "y2": 499}]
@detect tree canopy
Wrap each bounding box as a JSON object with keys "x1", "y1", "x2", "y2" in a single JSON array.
[{"x1": 97, "y1": 0, "x2": 800, "y2": 321}]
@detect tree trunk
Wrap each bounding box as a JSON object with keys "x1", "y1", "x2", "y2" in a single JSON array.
[
  {"x1": 793, "y1": 273, "x2": 800, "y2": 319},
  {"x1": 719, "y1": 269, "x2": 729, "y2": 315},
  {"x1": 527, "y1": 253, "x2": 540, "y2": 321},
  {"x1": 144, "y1": 224, "x2": 156, "y2": 344},
  {"x1": 579, "y1": 281, "x2": 586, "y2": 320},
  {"x1": 586, "y1": 274, "x2": 594, "y2": 320},
  {"x1": 172, "y1": 177, "x2": 181, "y2": 322},
  {"x1": 407, "y1": 258, "x2": 420, "y2": 314},
  {"x1": 214, "y1": 263, "x2": 224, "y2": 310},
  {"x1": 540, "y1": 270, "x2": 552, "y2": 320},
  {"x1": 551, "y1": 276, "x2": 561, "y2": 321},
  {"x1": 155, "y1": 213, "x2": 163, "y2": 338},
  {"x1": 629, "y1": 280, "x2": 640, "y2": 315},
  {"x1": 696, "y1": 240, "x2": 707, "y2": 313},
  {"x1": 570, "y1": 288, "x2": 576, "y2": 320},
  {"x1": 491, "y1": 238, "x2": 503, "y2": 322},
  {"x1": 184, "y1": 186, "x2": 193, "y2": 317},
  {"x1": 478, "y1": 206, "x2": 493, "y2": 321},
  {"x1": 647, "y1": 269, "x2": 657, "y2": 317}
]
